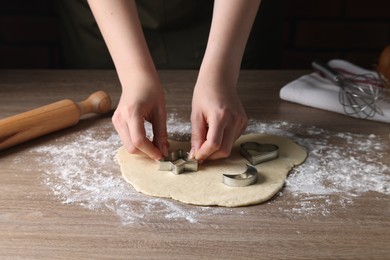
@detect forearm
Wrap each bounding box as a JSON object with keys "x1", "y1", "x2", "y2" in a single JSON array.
[
  {"x1": 87, "y1": 0, "x2": 158, "y2": 88},
  {"x1": 88, "y1": 0, "x2": 167, "y2": 160},
  {"x1": 199, "y1": 0, "x2": 261, "y2": 86}
]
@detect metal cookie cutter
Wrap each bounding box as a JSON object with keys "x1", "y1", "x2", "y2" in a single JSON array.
[
  {"x1": 159, "y1": 149, "x2": 198, "y2": 175},
  {"x1": 223, "y1": 164, "x2": 258, "y2": 187},
  {"x1": 222, "y1": 142, "x2": 279, "y2": 187},
  {"x1": 240, "y1": 142, "x2": 279, "y2": 165}
]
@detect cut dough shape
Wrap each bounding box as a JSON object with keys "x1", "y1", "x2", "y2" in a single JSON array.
[{"x1": 117, "y1": 134, "x2": 307, "y2": 207}]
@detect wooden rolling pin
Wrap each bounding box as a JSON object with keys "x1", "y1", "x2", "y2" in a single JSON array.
[{"x1": 0, "y1": 91, "x2": 111, "y2": 151}]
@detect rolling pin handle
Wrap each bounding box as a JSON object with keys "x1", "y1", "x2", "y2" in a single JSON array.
[
  {"x1": 77, "y1": 91, "x2": 112, "y2": 116},
  {"x1": 0, "y1": 90, "x2": 112, "y2": 151}
]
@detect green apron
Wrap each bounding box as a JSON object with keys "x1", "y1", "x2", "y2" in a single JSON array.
[{"x1": 56, "y1": 0, "x2": 281, "y2": 69}]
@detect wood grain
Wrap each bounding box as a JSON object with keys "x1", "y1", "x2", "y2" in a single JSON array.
[
  {"x1": 0, "y1": 70, "x2": 389, "y2": 259},
  {"x1": 0, "y1": 90, "x2": 111, "y2": 150}
]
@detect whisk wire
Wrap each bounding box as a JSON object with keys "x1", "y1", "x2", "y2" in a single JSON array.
[
  {"x1": 312, "y1": 60, "x2": 386, "y2": 119},
  {"x1": 339, "y1": 75, "x2": 384, "y2": 118}
]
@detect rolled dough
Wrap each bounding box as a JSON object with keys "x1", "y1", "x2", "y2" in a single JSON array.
[{"x1": 117, "y1": 134, "x2": 307, "y2": 207}]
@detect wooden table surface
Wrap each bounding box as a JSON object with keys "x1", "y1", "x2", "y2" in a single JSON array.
[{"x1": 0, "y1": 70, "x2": 389, "y2": 259}]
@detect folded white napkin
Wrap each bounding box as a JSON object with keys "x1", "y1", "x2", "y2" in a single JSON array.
[{"x1": 280, "y1": 59, "x2": 390, "y2": 123}]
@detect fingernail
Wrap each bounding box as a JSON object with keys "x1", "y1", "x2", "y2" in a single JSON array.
[
  {"x1": 189, "y1": 147, "x2": 195, "y2": 159},
  {"x1": 158, "y1": 142, "x2": 168, "y2": 157},
  {"x1": 153, "y1": 151, "x2": 162, "y2": 161},
  {"x1": 194, "y1": 153, "x2": 204, "y2": 164}
]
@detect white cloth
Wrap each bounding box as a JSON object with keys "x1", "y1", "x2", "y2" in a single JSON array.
[{"x1": 280, "y1": 59, "x2": 390, "y2": 123}]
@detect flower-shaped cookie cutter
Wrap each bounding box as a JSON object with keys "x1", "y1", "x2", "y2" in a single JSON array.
[{"x1": 158, "y1": 149, "x2": 198, "y2": 175}]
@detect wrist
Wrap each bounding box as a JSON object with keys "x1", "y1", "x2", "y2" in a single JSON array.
[
  {"x1": 197, "y1": 61, "x2": 239, "y2": 91},
  {"x1": 118, "y1": 66, "x2": 161, "y2": 93}
]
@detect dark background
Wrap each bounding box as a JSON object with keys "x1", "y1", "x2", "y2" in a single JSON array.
[{"x1": 0, "y1": 0, "x2": 389, "y2": 70}]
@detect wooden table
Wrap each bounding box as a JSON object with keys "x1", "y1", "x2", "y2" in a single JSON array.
[{"x1": 0, "y1": 70, "x2": 389, "y2": 259}]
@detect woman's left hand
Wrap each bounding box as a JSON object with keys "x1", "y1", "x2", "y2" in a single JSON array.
[{"x1": 190, "y1": 80, "x2": 247, "y2": 161}]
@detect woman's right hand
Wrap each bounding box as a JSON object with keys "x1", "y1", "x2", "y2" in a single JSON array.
[
  {"x1": 112, "y1": 76, "x2": 168, "y2": 161},
  {"x1": 87, "y1": 0, "x2": 169, "y2": 160}
]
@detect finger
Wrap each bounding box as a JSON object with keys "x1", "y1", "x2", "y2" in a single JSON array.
[
  {"x1": 190, "y1": 113, "x2": 207, "y2": 159},
  {"x1": 207, "y1": 124, "x2": 237, "y2": 160},
  {"x1": 129, "y1": 115, "x2": 162, "y2": 160},
  {"x1": 238, "y1": 116, "x2": 248, "y2": 138},
  {"x1": 112, "y1": 112, "x2": 142, "y2": 155},
  {"x1": 200, "y1": 115, "x2": 247, "y2": 160},
  {"x1": 232, "y1": 116, "x2": 247, "y2": 141},
  {"x1": 194, "y1": 117, "x2": 225, "y2": 161},
  {"x1": 152, "y1": 109, "x2": 169, "y2": 157}
]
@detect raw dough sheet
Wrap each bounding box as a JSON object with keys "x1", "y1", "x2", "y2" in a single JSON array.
[{"x1": 117, "y1": 134, "x2": 307, "y2": 207}]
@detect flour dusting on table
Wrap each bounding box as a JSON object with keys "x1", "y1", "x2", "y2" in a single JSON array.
[{"x1": 24, "y1": 114, "x2": 389, "y2": 224}]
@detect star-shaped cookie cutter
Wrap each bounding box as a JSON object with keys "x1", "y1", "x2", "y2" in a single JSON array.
[
  {"x1": 222, "y1": 142, "x2": 279, "y2": 187},
  {"x1": 158, "y1": 149, "x2": 198, "y2": 175}
]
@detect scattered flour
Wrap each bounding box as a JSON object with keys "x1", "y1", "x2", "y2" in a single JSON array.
[
  {"x1": 22, "y1": 114, "x2": 389, "y2": 224},
  {"x1": 246, "y1": 120, "x2": 389, "y2": 216}
]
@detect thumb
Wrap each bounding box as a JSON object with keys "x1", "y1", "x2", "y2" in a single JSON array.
[
  {"x1": 152, "y1": 110, "x2": 169, "y2": 157},
  {"x1": 190, "y1": 114, "x2": 207, "y2": 159}
]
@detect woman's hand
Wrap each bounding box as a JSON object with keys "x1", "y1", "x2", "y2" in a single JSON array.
[
  {"x1": 88, "y1": 0, "x2": 168, "y2": 160},
  {"x1": 112, "y1": 76, "x2": 168, "y2": 161},
  {"x1": 190, "y1": 79, "x2": 247, "y2": 161},
  {"x1": 190, "y1": 0, "x2": 260, "y2": 161}
]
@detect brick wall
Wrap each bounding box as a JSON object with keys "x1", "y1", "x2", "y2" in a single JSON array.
[
  {"x1": 283, "y1": 0, "x2": 390, "y2": 69},
  {"x1": 0, "y1": 0, "x2": 389, "y2": 69}
]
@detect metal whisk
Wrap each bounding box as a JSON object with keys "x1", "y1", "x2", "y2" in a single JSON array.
[{"x1": 312, "y1": 60, "x2": 385, "y2": 119}]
